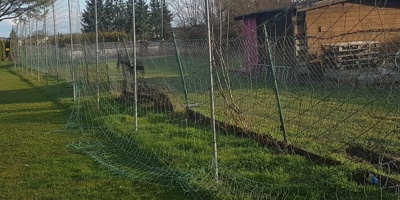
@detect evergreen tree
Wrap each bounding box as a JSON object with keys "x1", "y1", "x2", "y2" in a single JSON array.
[
  {"x1": 103, "y1": 0, "x2": 115, "y2": 32},
  {"x1": 114, "y1": 0, "x2": 128, "y2": 33},
  {"x1": 149, "y1": 0, "x2": 173, "y2": 40},
  {"x1": 127, "y1": 0, "x2": 150, "y2": 40},
  {"x1": 81, "y1": 0, "x2": 173, "y2": 40},
  {"x1": 149, "y1": 0, "x2": 172, "y2": 39},
  {"x1": 149, "y1": 0, "x2": 161, "y2": 39},
  {"x1": 81, "y1": 0, "x2": 105, "y2": 33},
  {"x1": 161, "y1": 1, "x2": 173, "y2": 39}
]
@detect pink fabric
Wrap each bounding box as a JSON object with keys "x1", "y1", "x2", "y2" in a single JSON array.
[{"x1": 242, "y1": 17, "x2": 258, "y2": 74}]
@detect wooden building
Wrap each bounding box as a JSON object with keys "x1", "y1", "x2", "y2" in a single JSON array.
[{"x1": 234, "y1": 0, "x2": 400, "y2": 74}]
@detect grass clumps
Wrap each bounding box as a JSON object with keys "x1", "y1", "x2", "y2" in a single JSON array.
[{"x1": 89, "y1": 109, "x2": 398, "y2": 199}]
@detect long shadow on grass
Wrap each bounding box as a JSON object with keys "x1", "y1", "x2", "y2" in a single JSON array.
[
  {"x1": 186, "y1": 109, "x2": 400, "y2": 194},
  {"x1": 2, "y1": 69, "x2": 73, "y2": 109}
]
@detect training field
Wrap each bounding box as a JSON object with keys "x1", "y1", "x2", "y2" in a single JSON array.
[{"x1": 0, "y1": 61, "x2": 188, "y2": 199}]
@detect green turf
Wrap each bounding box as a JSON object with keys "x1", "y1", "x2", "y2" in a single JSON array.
[
  {"x1": 139, "y1": 56, "x2": 400, "y2": 157},
  {"x1": 88, "y1": 107, "x2": 397, "y2": 199},
  {"x1": 0, "y1": 61, "x2": 189, "y2": 200},
  {"x1": 6, "y1": 54, "x2": 399, "y2": 199}
]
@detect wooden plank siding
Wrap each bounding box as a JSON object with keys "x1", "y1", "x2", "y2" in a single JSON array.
[{"x1": 305, "y1": 1, "x2": 400, "y2": 57}]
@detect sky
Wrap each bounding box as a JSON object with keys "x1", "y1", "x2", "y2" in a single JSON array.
[
  {"x1": 0, "y1": 0, "x2": 168, "y2": 38},
  {"x1": 0, "y1": 0, "x2": 86, "y2": 38},
  {"x1": 0, "y1": 19, "x2": 13, "y2": 38}
]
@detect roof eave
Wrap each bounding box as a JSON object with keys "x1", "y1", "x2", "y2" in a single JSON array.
[
  {"x1": 233, "y1": 7, "x2": 288, "y2": 21},
  {"x1": 297, "y1": 0, "x2": 348, "y2": 12},
  {"x1": 234, "y1": 0, "x2": 350, "y2": 21}
]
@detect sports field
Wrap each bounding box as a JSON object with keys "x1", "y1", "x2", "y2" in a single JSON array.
[{"x1": 0, "y1": 61, "x2": 187, "y2": 199}]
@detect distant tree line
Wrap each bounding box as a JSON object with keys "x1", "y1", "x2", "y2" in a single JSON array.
[
  {"x1": 81, "y1": 0, "x2": 173, "y2": 41},
  {"x1": 170, "y1": 0, "x2": 293, "y2": 39}
]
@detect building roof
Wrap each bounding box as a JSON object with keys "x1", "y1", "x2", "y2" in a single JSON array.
[
  {"x1": 233, "y1": 7, "x2": 289, "y2": 21},
  {"x1": 234, "y1": 0, "x2": 350, "y2": 21},
  {"x1": 297, "y1": 0, "x2": 347, "y2": 11},
  {"x1": 234, "y1": 0, "x2": 399, "y2": 22}
]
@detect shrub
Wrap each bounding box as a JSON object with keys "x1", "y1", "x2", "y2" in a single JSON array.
[{"x1": 0, "y1": 39, "x2": 4, "y2": 61}]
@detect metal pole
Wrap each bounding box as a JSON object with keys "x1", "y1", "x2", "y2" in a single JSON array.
[
  {"x1": 52, "y1": 0, "x2": 60, "y2": 92},
  {"x1": 68, "y1": 0, "x2": 76, "y2": 102},
  {"x1": 14, "y1": 21, "x2": 19, "y2": 69},
  {"x1": 95, "y1": 0, "x2": 100, "y2": 109},
  {"x1": 206, "y1": 0, "x2": 218, "y2": 183},
  {"x1": 173, "y1": 32, "x2": 190, "y2": 111},
  {"x1": 36, "y1": 19, "x2": 40, "y2": 82},
  {"x1": 132, "y1": 0, "x2": 138, "y2": 131},
  {"x1": 263, "y1": 25, "x2": 288, "y2": 146},
  {"x1": 29, "y1": 20, "x2": 33, "y2": 76},
  {"x1": 24, "y1": 21, "x2": 27, "y2": 73},
  {"x1": 44, "y1": 8, "x2": 48, "y2": 87},
  {"x1": 161, "y1": 0, "x2": 164, "y2": 40},
  {"x1": 103, "y1": 37, "x2": 111, "y2": 90}
]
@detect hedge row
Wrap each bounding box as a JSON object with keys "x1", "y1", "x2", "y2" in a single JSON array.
[
  {"x1": 0, "y1": 40, "x2": 4, "y2": 61},
  {"x1": 47, "y1": 31, "x2": 129, "y2": 47}
]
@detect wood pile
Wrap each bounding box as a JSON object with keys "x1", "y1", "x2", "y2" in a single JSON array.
[{"x1": 322, "y1": 41, "x2": 380, "y2": 70}]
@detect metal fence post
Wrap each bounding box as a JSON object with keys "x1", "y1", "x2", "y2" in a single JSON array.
[
  {"x1": 173, "y1": 32, "x2": 190, "y2": 111},
  {"x1": 263, "y1": 24, "x2": 288, "y2": 146}
]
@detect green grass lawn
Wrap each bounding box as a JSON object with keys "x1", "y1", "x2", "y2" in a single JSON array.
[
  {"x1": 139, "y1": 56, "x2": 400, "y2": 157},
  {"x1": 0, "y1": 61, "x2": 188, "y2": 199},
  {"x1": 8, "y1": 52, "x2": 399, "y2": 199},
  {"x1": 83, "y1": 104, "x2": 397, "y2": 199}
]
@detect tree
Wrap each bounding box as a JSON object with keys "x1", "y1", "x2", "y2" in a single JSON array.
[
  {"x1": 0, "y1": 0, "x2": 51, "y2": 22},
  {"x1": 227, "y1": 0, "x2": 292, "y2": 18},
  {"x1": 161, "y1": 1, "x2": 173, "y2": 39},
  {"x1": 149, "y1": 0, "x2": 173, "y2": 39},
  {"x1": 170, "y1": 0, "x2": 293, "y2": 38},
  {"x1": 10, "y1": 28, "x2": 17, "y2": 59},
  {"x1": 103, "y1": 0, "x2": 115, "y2": 32},
  {"x1": 225, "y1": 0, "x2": 292, "y2": 36},
  {"x1": 113, "y1": 0, "x2": 128, "y2": 33},
  {"x1": 81, "y1": 0, "x2": 105, "y2": 33},
  {"x1": 170, "y1": 0, "x2": 205, "y2": 28},
  {"x1": 149, "y1": 0, "x2": 161, "y2": 38},
  {"x1": 127, "y1": 0, "x2": 150, "y2": 40}
]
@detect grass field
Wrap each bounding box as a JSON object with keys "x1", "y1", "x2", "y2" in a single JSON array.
[
  {"x1": 0, "y1": 61, "x2": 188, "y2": 199},
  {"x1": 139, "y1": 55, "x2": 400, "y2": 157},
  {"x1": 61, "y1": 55, "x2": 399, "y2": 198},
  {"x1": 8, "y1": 52, "x2": 400, "y2": 198}
]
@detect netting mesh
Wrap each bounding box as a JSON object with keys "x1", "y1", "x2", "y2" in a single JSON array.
[{"x1": 11, "y1": 0, "x2": 400, "y2": 199}]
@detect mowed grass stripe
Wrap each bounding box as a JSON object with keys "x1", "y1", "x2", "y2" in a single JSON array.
[{"x1": 0, "y1": 62, "x2": 188, "y2": 200}]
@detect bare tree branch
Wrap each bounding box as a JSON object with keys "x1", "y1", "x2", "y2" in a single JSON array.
[{"x1": 0, "y1": 0, "x2": 51, "y2": 22}]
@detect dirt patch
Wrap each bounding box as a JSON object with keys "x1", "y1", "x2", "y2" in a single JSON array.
[
  {"x1": 186, "y1": 110, "x2": 341, "y2": 166},
  {"x1": 285, "y1": 144, "x2": 342, "y2": 166},
  {"x1": 346, "y1": 146, "x2": 400, "y2": 174},
  {"x1": 121, "y1": 83, "x2": 174, "y2": 112},
  {"x1": 186, "y1": 110, "x2": 400, "y2": 193},
  {"x1": 186, "y1": 109, "x2": 282, "y2": 151}
]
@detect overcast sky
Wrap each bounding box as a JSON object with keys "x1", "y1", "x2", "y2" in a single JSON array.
[
  {"x1": 0, "y1": 0, "x2": 85, "y2": 38},
  {"x1": 0, "y1": 19, "x2": 13, "y2": 38},
  {"x1": 0, "y1": 0, "x2": 171, "y2": 38}
]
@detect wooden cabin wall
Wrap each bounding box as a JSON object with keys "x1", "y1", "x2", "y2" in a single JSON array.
[{"x1": 305, "y1": 1, "x2": 400, "y2": 57}]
